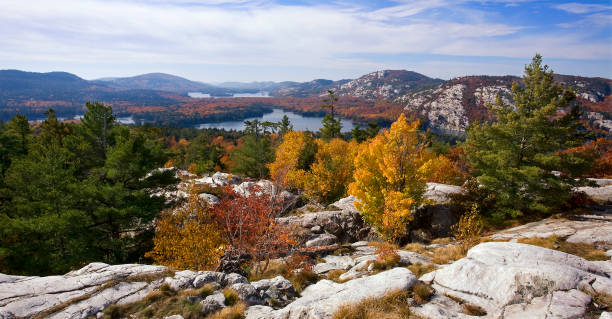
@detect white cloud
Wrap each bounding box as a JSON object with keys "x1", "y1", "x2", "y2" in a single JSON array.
[
  {"x1": 554, "y1": 2, "x2": 612, "y2": 14},
  {"x1": 0, "y1": 0, "x2": 609, "y2": 81}
]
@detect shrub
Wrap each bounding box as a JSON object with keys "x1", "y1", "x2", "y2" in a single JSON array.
[
  {"x1": 223, "y1": 288, "x2": 239, "y2": 306},
  {"x1": 145, "y1": 194, "x2": 225, "y2": 271},
  {"x1": 349, "y1": 114, "x2": 436, "y2": 241}
]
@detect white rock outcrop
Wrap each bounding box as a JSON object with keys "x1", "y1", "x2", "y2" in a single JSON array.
[
  {"x1": 246, "y1": 267, "x2": 417, "y2": 319},
  {"x1": 420, "y1": 242, "x2": 612, "y2": 318}
]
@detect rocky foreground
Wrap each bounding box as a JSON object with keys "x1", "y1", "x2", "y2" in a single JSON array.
[{"x1": 1, "y1": 177, "x2": 612, "y2": 319}]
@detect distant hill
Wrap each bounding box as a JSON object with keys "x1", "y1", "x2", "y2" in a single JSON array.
[
  {"x1": 269, "y1": 70, "x2": 443, "y2": 99},
  {"x1": 0, "y1": 69, "x2": 609, "y2": 135},
  {"x1": 399, "y1": 74, "x2": 612, "y2": 135},
  {"x1": 214, "y1": 81, "x2": 298, "y2": 92},
  {"x1": 0, "y1": 70, "x2": 183, "y2": 120},
  {"x1": 95, "y1": 73, "x2": 232, "y2": 96},
  {"x1": 271, "y1": 79, "x2": 352, "y2": 97}
]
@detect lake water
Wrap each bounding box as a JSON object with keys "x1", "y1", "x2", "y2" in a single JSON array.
[
  {"x1": 196, "y1": 108, "x2": 355, "y2": 132},
  {"x1": 68, "y1": 114, "x2": 135, "y2": 124},
  {"x1": 188, "y1": 91, "x2": 270, "y2": 98}
]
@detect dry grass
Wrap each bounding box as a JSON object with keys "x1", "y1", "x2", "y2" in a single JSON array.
[
  {"x1": 287, "y1": 269, "x2": 320, "y2": 293},
  {"x1": 327, "y1": 269, "x2": 349, "y2": 283},
  {"x1": 431, "y1": 237, "x2": 451, "y2": 245},
  {"x1": 463, "y1": 303, "x2": 487, "y2": 316},
  {"x1": 208, "y1": 302, "x2": 246, "y2": 319},
  {"x1": 332, "y1": 289, "x2": 413, "y2": 319},
  {"x1": 403, "y1": 243, "x2": 427, "y2": 254},
  {"x1": 517, "y1": 236, "x2": 609, "y2": 261},
  {"x1": 443, "y1": 294, "x2": 487, "y2": 317},
  {"x1": 407, "y1": 263, "x2": 437, "y2": 278},
  {"x1": 431, "y1": 244, "x2": 468, "y2": 265},
  {"x1": 222, "y1": 288, "x2": 239, "y2": 306},
  {"x1": 412, "y1": 282, "x2": 434, "y2": 304},
  {"x1": 332, "y1": 282, "x2": 434, "y2": 319}
]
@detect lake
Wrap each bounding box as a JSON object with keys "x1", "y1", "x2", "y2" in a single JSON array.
[{"x1": 196, "y1": 108, "x2": 355, "y2": 132}]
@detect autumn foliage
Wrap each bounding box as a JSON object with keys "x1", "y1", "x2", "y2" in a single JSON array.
[
  {"x1": 147, "y1": 185, "x2": 295, "y2": 274},
  {"x1": 349, "y1": 114, "x2": 435, "y2": 241},
  {"x1": 145, "y1": 195, "x2": 225, "y2": 270},
  {"x1": 210, "y1": 186, "x2": 296, "y2": 275}
]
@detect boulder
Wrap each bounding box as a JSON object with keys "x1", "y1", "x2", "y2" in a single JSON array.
[
  {"x1": 423, "y1": 242, "x2": 612, "y2": 318},
  {"x1": 601, "y1": 312, "x2": 612, "y2": 319},
  {"x1": 577, "y1": 185, "x2": 612, "y2": 203},
  {"x1": 164, "y1": 270, "x2": 197, "y2": 291},
  {"x1": 251, "y1": 276, "x2": 296, "y2": 307},
  {"x1": 198, "y1": 193, "x2": 220, "y2": 206},
  {"x1": 423, "y1": 182, "x2": 462, "y2": 204},
  {"x1": 245, "y1": 267, "x2": 417, "y2": 319},
  {"x1": 224, "y1": 273, "x2": 249, "y2": 286},
  {"x1": 305, "y1": 233, "x2": 338, "y2": 248},
  {"x1": 193, "y1": 271, "x2": 225, "y2": 288},
  {"x1": 200, "y1": 292, "x2": 225, "y2": 314},
  {"x1": 313, "y1": 255, "x2": 355, "y2": 275},
  {"x1": 230, "y1": 283, "x2": 264, "y2": 306},
  {"x1": 278, "y1": 210, "x2": 374, "y2": 243},
  {"x1": 330, "y1": 196, "x2": 359, "y2": 211},
  {"x1": 212, "y1": 172, "x2": 241, "y2": 186}
]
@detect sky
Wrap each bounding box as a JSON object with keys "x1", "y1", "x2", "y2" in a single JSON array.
[{"x1": 0, "y1": 0, "x2": 611, "y2": 82}]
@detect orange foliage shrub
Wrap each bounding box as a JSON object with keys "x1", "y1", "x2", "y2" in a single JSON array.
[
  {"x1": 210, "y1": 186, "x2": 296, "y2": 276},
  {"x1": 145, "y1": 196, "x2": 225, "y2": 270}
]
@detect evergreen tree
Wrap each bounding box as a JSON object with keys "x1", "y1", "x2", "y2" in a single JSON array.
[
  {"x1": 230, "y1": 120, "x2": 275, "y2": 178},
  {"x1": 320, "y1": 90, "x2": 342, "y2": 140},
  {"x1": 185, "y1": 134, "x2": 225, "y2": 174},
  {"x1": 278, "y1": 115, "x2": 293, "y2": 137},
  {"x1": 464, "y1": 54, "x2": 589, "y2": 220},
  {"x1": 320, "y1": 114, "x2": 342, "y2": 140}
]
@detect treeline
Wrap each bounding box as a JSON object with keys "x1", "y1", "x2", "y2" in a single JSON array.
[{"x1": 0, "y1": 103, "x2": 177, "y2": 275}]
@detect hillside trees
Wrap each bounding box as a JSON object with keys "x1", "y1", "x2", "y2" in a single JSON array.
[
  {"x1": 349, "y1": 114, "x2": 434, "y2": 241},
  {"x1": 464, "y1": 54, "x2": 590, "y2": 220},
  {"x1": 184, "y1": 134, "x2": 225, "y2": 174},
  {"x1": 303, "y1": 139, "x2": 359, "y2": 204},
  {"x1": 0, "y1": 104, "x2": 173, "y2": 275},
  {"x1": 230, "y1": 120, "x2": 277, "y2": 178},
  {"x1": 268, "y1": 131, "x2": 317, "y2": 189}
]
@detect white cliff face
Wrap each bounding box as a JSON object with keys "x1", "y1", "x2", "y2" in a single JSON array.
[
  {"x1": 474, "y1": 85, "x2": 513, "y2": 108},
  {"x1": 586, "y1": 111, "x2": 612, "y2": 131},
  {"x1": 404, "y1": 84, "x2": 469, "y2": 134}
]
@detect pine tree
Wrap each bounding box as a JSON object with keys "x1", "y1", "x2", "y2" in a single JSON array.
[
  {"x1": 464, "y1": 54, "x2": 588, "y2": 220},
  {"x1": 320, "y1": 90, "x2": 342, "y2": 139}
]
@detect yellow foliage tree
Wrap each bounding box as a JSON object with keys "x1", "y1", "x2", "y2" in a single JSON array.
[
  {"x1": 145, "y1": 195, "x2": 225, "y2": 270},
  {"x1": 304, "y1": 138, "x2": 359, "y2": 204},
  {"x1": 268, "y1": 131, "x2": 317, "y2": 189},
  {"x1": 420, "y1": 154, "x2": 467, "y2": 186},
  {"x1": 349, "y1": 113, "x2": 433, "y2": 241}
]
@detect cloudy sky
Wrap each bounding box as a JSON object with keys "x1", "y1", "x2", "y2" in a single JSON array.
[{"x1": 1, "y1": 0, "x2": 611, "y2": 82}]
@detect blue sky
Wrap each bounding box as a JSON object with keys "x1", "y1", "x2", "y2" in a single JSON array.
[{"x1": 0, "y1": 0, "x2": 610, "y2": 82}]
